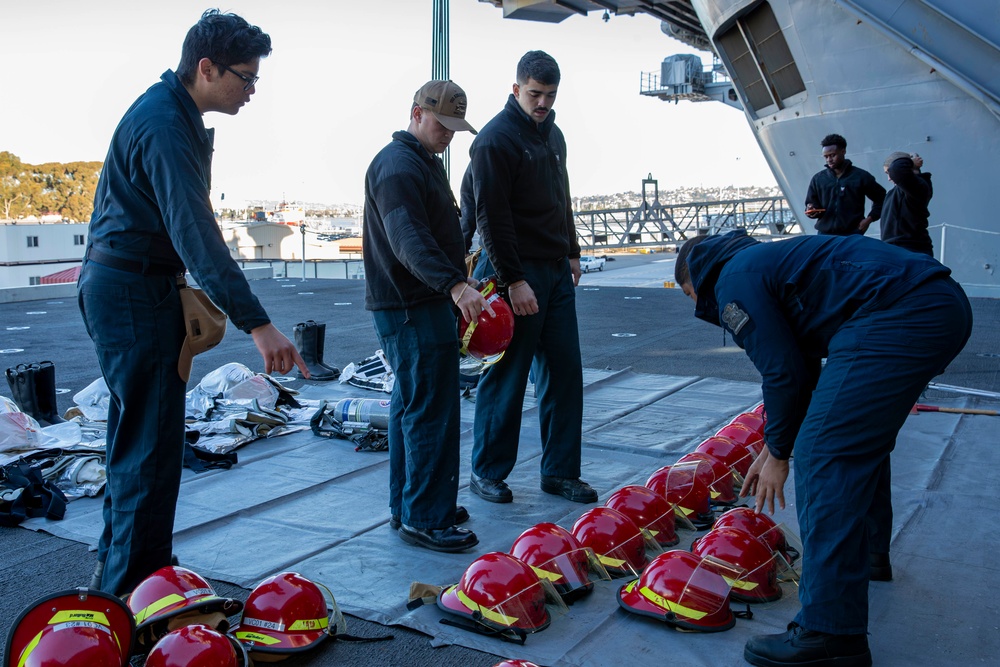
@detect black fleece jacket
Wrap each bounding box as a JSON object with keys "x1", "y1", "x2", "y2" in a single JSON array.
[
  {"x1": 363, "y1": 130, "x2": 467, "y2": 311},
  {"x1": 463, "y1": 95, "x2": 580, "y2": 286}
]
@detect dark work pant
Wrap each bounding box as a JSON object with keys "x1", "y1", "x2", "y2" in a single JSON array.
[
  {"x1": 373, "y1": 300, "x2": 461, "y2": 529},
  {"x1": 77, "y1": 260, "x2": 187, "y2": 596},
  {"x1": 793, "y1": 277, "x2": 972, "y2": 634},
  {"x1": 471, "y1": 256, "x2": 583, "y2": 481}
]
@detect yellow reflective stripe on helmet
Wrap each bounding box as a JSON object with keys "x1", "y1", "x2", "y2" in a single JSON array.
[
  {"x1": 235, "y1": 631, "x2": 282, "y2": 645},
  {"x1": 17, "y1": 631, "x2": 44, "y2": 667},
  {"x1": 674, "y1": 505, "x2": 694, "y2": 517},
  {"x1": 287, "y1": 617, "x2": 329, "y2": 632},
  {"x1": 723, "y1": 575, "x2": 759, "y2": 591},
  {"x1": 48, "y1": 610, "x2": 111, "y2": 625},
  {"x1": 709, "y1": 489, "x2": 721, "y2": 498},
  {"x1": 598, "y1": 554, "x2": 626, "y2": 568},
  {"x1": 456, "y1": 588, "x2": 519, "y2": 627},
  {"x1": 460, "y1": 319, "x2": 478, "y2": 356},
  {"x1": 529, "y1": 565, "x2": 563, "y2": 583},
  {"x1": 639, "y1": 585, "x2": 708, "y2": 620},
  {"x1": 134, "y1": 593, "x2": 187, "y2": 624}
]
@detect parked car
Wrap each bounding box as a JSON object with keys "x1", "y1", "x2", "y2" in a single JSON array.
[{"x1": 579, "y1": 255, "x2": 606, "y2": 273}]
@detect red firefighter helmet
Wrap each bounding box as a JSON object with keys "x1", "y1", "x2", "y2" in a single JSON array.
[
  {"x1": 5, "y1": 588, "x2": 135, "y2": 667},
  {"x1": 509, "y1": 522, "x2": 609, "y2": 602},
  {"x1": 145, "y1": 624, "x2": 250, "y2": 667},
  {"x1": 715, "y1": 422, "x2": 764, "y2": 451},
  {"x1": 730, "y1": 412, "x2": 766, "y2": 438},
  {"x1": 460, "y1": 278, "x2": 515, "y2": 362},
  {"x1": 232, "y1": 572, "x2": 342, "y2": 657},
  {"x1": 714, "y1": 508, "x2": 799, "y2": 565},
  {"x1": 437, "y1": 552, "x2": 564, "y2": 637},
  {"x1": 617, "y1": 550, "x2": 741, "y2": 632},
  {"x1": 644, "y1": 463, "x2": 715, "y2": 529},
  {"x1": 691, "y1": 527, "x2": 783, "y2": 603},
  {"x1": 127, "y1": 566, "x2": 242, "y2": 650},
  {"x1": 676, "y1": 452, "x2": 738, "y2": 505},
  {"x1": 604, "y1": 485, "x2": 679, "y2": 547},
  {"x1": 695, "y1": 435, "x2": 755, "y2": 478},
  {"x1": 493, "y1": 661, "x2": 541, "y2": 667},
  {"x1": 570, "y1": 507, "x2": 655, "y2": 577}
]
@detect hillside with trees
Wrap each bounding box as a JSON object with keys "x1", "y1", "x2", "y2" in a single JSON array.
[{"x1": 1, "y1": 151, "x2": 102, "y2": 222}]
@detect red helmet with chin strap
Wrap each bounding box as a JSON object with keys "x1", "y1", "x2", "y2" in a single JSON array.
[
  {"x1": 644, "y1": 463, "x2": 715, "y2": 529},
  {"x1": 604, "y1": 485, "x2": 679, "y2": 547},
  {"x1": 691, "y1": 527, "x2": 783, "y2": 603},
  {"x1": 232, "y1": 572, "x2": 342, "y2": 657},
  {"x1": 126, "y1": 566, "x2": 242, "y2": 651},
  {"x1": 571, "y1": 507, "x2": 655, "y2": 577},
  {"x1": 437, "y1": 552, "x2": 562, "y2": 637},
  {"x1": 460, "y1": 278, "x2": 515, "y2": 363},
  {"x1": 695, "y1": 435, "x2": 755, "y2": 478},
  {"x1": 676, "y1": 452, "x2": 738, "y2": 505},
  {"x1": 714, "y1": 507, "x2": 799, "y2": 565},
  {"x1": 5, "y1": 588, "x2": 135, "y2": 667},
  {"x1": 617, "y1": 550, "x2": 740, "y2": 632},
  {"x1": 509, "y1": 522, "x2": 608, "y2": 602}
]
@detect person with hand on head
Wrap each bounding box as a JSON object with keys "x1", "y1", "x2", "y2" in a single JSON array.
[
  {"x1": 880, "y1": 151, "x2": 934, "y2": 256},
  {"x1": 79, "y1": 9, "x2": 307, "y2": 597},
  {"x1": 675, "y1": 230, "x2": 971, "y2": 667},
  {"x1": 461, "y1": 50, "x2": 596, "y2": 506},
  {"x1": 363, "y1": 80, "x2": 489, "y2": 553},
  {"x1": 805, "y1": 133, "x2": 885, "y2": 235}
]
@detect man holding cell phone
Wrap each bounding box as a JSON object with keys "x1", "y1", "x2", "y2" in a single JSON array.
[{"x1": 805, "y1": 133, "x2": 886, "y2": 236}]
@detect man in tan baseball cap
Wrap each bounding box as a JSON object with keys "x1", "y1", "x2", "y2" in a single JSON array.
[
  {"x1": 362, "y1": 79, "x2": 488, "y2": 553},
  {"x1": 413, "y1": 80, "x2": 477, "y2": 135}
]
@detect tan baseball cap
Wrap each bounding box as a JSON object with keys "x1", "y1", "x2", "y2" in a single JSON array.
[
  {"x1": 177, "y1": 284, "x2": 227, "y2": 382},
  {"x1": 414, "y1": 80, "x2": 477, "y2": 134}
]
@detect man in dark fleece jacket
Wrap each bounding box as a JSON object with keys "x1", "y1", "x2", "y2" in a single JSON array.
[
  {"x1": 363, "y1": 80, "x2": 489, "y2": 554},
  {"x1": 675, "y1": 230, "x2": 971, "y2": 667},
  {"x1": 462, "y1": 50, "x2": 597, "y2": 505},
  {"x1": 805, "y1": 134, "x2": 885, "y2": 235}
]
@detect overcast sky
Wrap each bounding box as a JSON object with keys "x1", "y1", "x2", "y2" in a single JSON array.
[{"x1": 2, "y1": 0, "x2": 776, "y2": 207}]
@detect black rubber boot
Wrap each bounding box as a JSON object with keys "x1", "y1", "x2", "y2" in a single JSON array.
[
  {"x1": 33, "y1": 360, "x2": 66, "y2": 425},
  {"x1": 293, "y1": 322, "x2": 338, "y2": 381},
  {"x1": 307, "y1": 320, "x2": 341, "y2": 378},
  {"x1": 5, "y1": 363, "x2": 41, "y2": 422}
]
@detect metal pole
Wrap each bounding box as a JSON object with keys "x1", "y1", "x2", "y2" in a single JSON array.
[
  {"x1": 432, "y1": 0, "x2": 450, "y2": 178},
  {"x1": 300, "y1": 222, "x2": 306, "y2": 282}
]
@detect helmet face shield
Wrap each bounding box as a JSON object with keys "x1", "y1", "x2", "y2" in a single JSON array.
[
  {"x1": 696, "y1": 435, "x2": 756, "y2": 480},
  {"x1": 692, "y1": 527, "x2": 785, "y2": 603},
  {"x1": 617, "y1": 551, "x2": 743, "y2": 632},
  {"x1": 676, "y1": 453, "x2": 738, "y2": 506}
]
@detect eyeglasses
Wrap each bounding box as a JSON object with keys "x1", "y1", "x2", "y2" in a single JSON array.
[{"x1": 218, "y1": 63, "x2": 259, "y2": 91}]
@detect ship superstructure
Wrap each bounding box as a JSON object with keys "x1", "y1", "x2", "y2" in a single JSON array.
[{"x1": 480, "y1": 0, "x2": 1000, "y2": 296}]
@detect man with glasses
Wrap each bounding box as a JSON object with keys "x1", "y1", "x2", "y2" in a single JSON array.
[{"x1": 79, "y1": 9, "x2": 307, "y2": 596}]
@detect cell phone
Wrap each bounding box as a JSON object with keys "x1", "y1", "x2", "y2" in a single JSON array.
[{"x1": 806, "y1": 207, "x2": 826, "y2": 213}]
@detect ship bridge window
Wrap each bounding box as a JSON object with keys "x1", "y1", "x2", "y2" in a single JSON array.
[{"x1": 716, "y1": 1, "x2": 805, "y2": 116}]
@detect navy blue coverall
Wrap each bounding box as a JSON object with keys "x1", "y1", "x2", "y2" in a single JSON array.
[
  {"x1": 686, "y1": 230, "x2": 971, "y2": 634},
  {"x1": 463, "y1": 95, "x2": 583, "y2": 483},
  {"x1": 78, "y1": 71, "x2": 271, "y2": 596}
]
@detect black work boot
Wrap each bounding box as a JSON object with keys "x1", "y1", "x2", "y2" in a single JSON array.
[
  {"x1": 32, "y1": 360, "x2": 66, "y2": 425},
  {"x1": 6, "y1": 364, "x2": 40, "y2": 422},
  {"x1": 307, "y1": 320, "x2": 341, "y2": 378},
  {"x1": 745, "y1": 622, "x2": 872, "y2": 667},
  {"x1": 293, "y1": 322, "x2": 338, "y2": 381}
]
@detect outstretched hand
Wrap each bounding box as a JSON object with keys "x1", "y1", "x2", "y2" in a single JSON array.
[
  {"x1": 740, "y1": 447, "x2": 790, "y2": 515},
  {"x1": 251, "y1": 323, "x2": 309, "y2": 378}
]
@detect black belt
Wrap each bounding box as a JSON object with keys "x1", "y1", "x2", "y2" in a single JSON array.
[{"x1": 86, "y1": 247, "x2": 184, "y2": 276}]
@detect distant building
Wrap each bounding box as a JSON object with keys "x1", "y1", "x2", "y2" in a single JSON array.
[{"x1": 0, "y1": 221, "x2": 87, "y2": 288}]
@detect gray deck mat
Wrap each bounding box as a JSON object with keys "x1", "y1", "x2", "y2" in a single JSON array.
[{"x1": 20, "y1": 370, "x2": 999, "y2": 666}]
